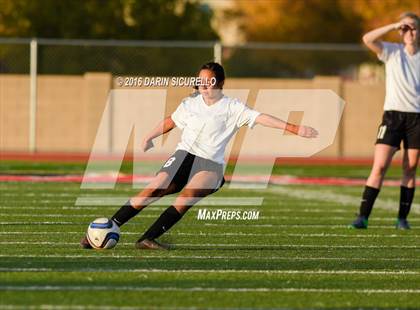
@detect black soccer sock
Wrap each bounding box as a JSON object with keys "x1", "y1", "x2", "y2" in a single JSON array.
[
  {"x1": 359, "y1": 186, "x2": 380, "y2": 218},
  {"x1": 398, "y1": 186, "x2": 415, "y2": 220},
  {"x1": 111, "y1": 201, "x2": 141, "y2": 227},
  {"x1": 139, "y1": 206, "x2": 183, "y2": 241}
]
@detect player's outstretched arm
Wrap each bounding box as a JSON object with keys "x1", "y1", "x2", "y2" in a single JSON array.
[
  {"x1": 362, "y1": 22, "x2": 402, "y2": 55},
  {"x1": 255, "y1": 113, "x2": 318, "y2": 138},
  {"x1": 141, "y1": 116, "x2": 176, "y2": 152}
]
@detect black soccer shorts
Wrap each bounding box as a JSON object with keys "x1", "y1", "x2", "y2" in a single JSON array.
[
  {"x1": 375, "y1": 111, "x2": 420, "y2": 149},
  {"x1": 157, "y1": 150, "x2": 225, "y2": 193}
]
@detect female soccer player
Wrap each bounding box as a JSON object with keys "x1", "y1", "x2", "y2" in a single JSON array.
[
  {"x1": 351, "y1": 12, "x2": 419, "y2": 229},
  {"x1": 81, "y1": 62, "x2": 318, "y2": 249}
]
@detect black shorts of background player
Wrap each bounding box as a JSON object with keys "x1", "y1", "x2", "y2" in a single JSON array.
[{"x1": 350, "y1": 12, "x2": 419, "y2": 229}]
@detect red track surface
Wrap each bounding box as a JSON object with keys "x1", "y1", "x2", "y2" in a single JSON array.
[
  {"x1": 0, "y1": 174, "x2": 416, "y2": 187},
  {"x1": 1, "y1": 151, "x2": 398, "y2": 165},
  {"x1": 1, "y1": 152, "x2": 411, "y2": 186}
]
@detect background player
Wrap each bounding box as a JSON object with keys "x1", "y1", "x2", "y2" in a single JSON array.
[
  {"x1": 351, "y1": 12, "x2": 420, "y2": 229},
  {"x1": 81, "y1": 62, "x2": 318, "y2": 249}
]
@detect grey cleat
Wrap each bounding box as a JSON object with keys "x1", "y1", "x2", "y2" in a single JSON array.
[{"x1": 135, "y1": 238, "x2": 171, "y2": 250}]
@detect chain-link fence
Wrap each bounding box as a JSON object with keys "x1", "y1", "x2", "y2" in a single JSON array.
[
  {"x1": 0, "y1": 38, "x2": 376, "y2": 77},
  {"x1": 223, "y1": 43, "x2": 374, "y2": 79},
  {"x1": 0, "y1": 38, "x2": 217, "y2": 76}
]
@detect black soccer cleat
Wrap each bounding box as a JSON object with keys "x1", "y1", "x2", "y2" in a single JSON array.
[
  {"x1": 396, "y1": 218, "x2": 411, "y2": 230},
  {"x1": 80, "y1": 235, "x2": 93, "y2": 249},
  {"x1": 135, "y1": 238, "x2": 171, "y2": 250},
  {"x1": 349, "y1": 215, "x2": 368, "y2": 229}
]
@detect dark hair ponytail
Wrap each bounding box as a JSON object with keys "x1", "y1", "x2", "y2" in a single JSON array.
[{"x1": 193, "y1": 62, "x2": 225, "y2": 90}]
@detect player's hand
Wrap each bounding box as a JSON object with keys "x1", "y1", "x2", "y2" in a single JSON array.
[
  {"x1": 393, "y1": 22, "x2": 403, "y2": 30},
  {"x1": 298, "y1": 126, "x2": 318, "y2": 138},
  {"x1": 141, "y1": 138, "x2": 154, "y2": 152}
]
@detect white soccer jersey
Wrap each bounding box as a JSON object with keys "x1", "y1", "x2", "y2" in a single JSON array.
[
  {"x1": 171, "y1": 93, "x2": 261, "y2": 164},
  {"x1": 378, "y1": 42, "x2": 420, "y2": 113}
]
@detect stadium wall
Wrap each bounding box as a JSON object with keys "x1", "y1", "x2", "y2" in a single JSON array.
[{"x1": 0, "y1": 73, "x2": 385, "y2": 158}]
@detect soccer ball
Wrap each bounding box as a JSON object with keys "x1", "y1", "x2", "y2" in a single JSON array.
[{"x1": 86, "y1": 218, "x2": 120, "y2": 249}]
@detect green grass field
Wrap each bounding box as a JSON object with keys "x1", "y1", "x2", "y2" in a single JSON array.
[{"x1": 0, "y1": 161, "x2": 419, "y2": 309}]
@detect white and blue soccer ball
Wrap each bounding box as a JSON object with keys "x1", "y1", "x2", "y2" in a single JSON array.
[{"x1": 86, "y1": 218, "x2": 120, "y2": 249}]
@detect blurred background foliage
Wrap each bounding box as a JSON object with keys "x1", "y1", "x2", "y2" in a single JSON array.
[{"x1": 0, "y1": 0, "x2": 418, "y2": 77}]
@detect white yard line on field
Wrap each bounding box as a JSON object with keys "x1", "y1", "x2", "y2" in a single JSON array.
[
  {"x1": 0, "y1": 254, "x2": 418, "y2": 261},
  {"x1": 75, "y1": 197, "x2": 264, "y2": 206},
  {"x1": 201, "y1": 223, "x2": 417, "y2": 228},
  {"x1": 0, "y1": 267, "x2": 419, "y2": 275},
  {"x1": 0, "y1": 206, "x2": 170, "y2": 211},
  {"x1": 0, "y1": 222, "x2": 79, "y2": 225},
  {"x1": 0, "y1": 241, "x2": 419, "y2": 249},
  {"x1": 0, "y1": 285, "x2": 420, "y2": 293},
  {"x1": 0, "y1": 231, "x2": 418, "y2": 238},
  {"x1": 0, "y1": 306, "x2": 186, "y2": 310},
  {"x1": 0, "y1": 221, "x2": 415, "y2": 229},
  {"x1": 2, "y1": 214, "x2": 419, "y2": 222},
  {"x1": 1, "y1": 193, "x2": 77, "y2": 197},
  {"x1": 0, "y1": 206, "x2": 360, "y2": 213},
  {"x1": 0, "y1": 214, "x2": 157, "y2": 218},
  {"x1": 1, "y1": 200, "x2": 76, "y2": 204}
]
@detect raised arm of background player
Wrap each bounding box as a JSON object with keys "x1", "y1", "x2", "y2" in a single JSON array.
[{"x1": 362, "y1": 21, "x2": 403, "y2": 54}]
